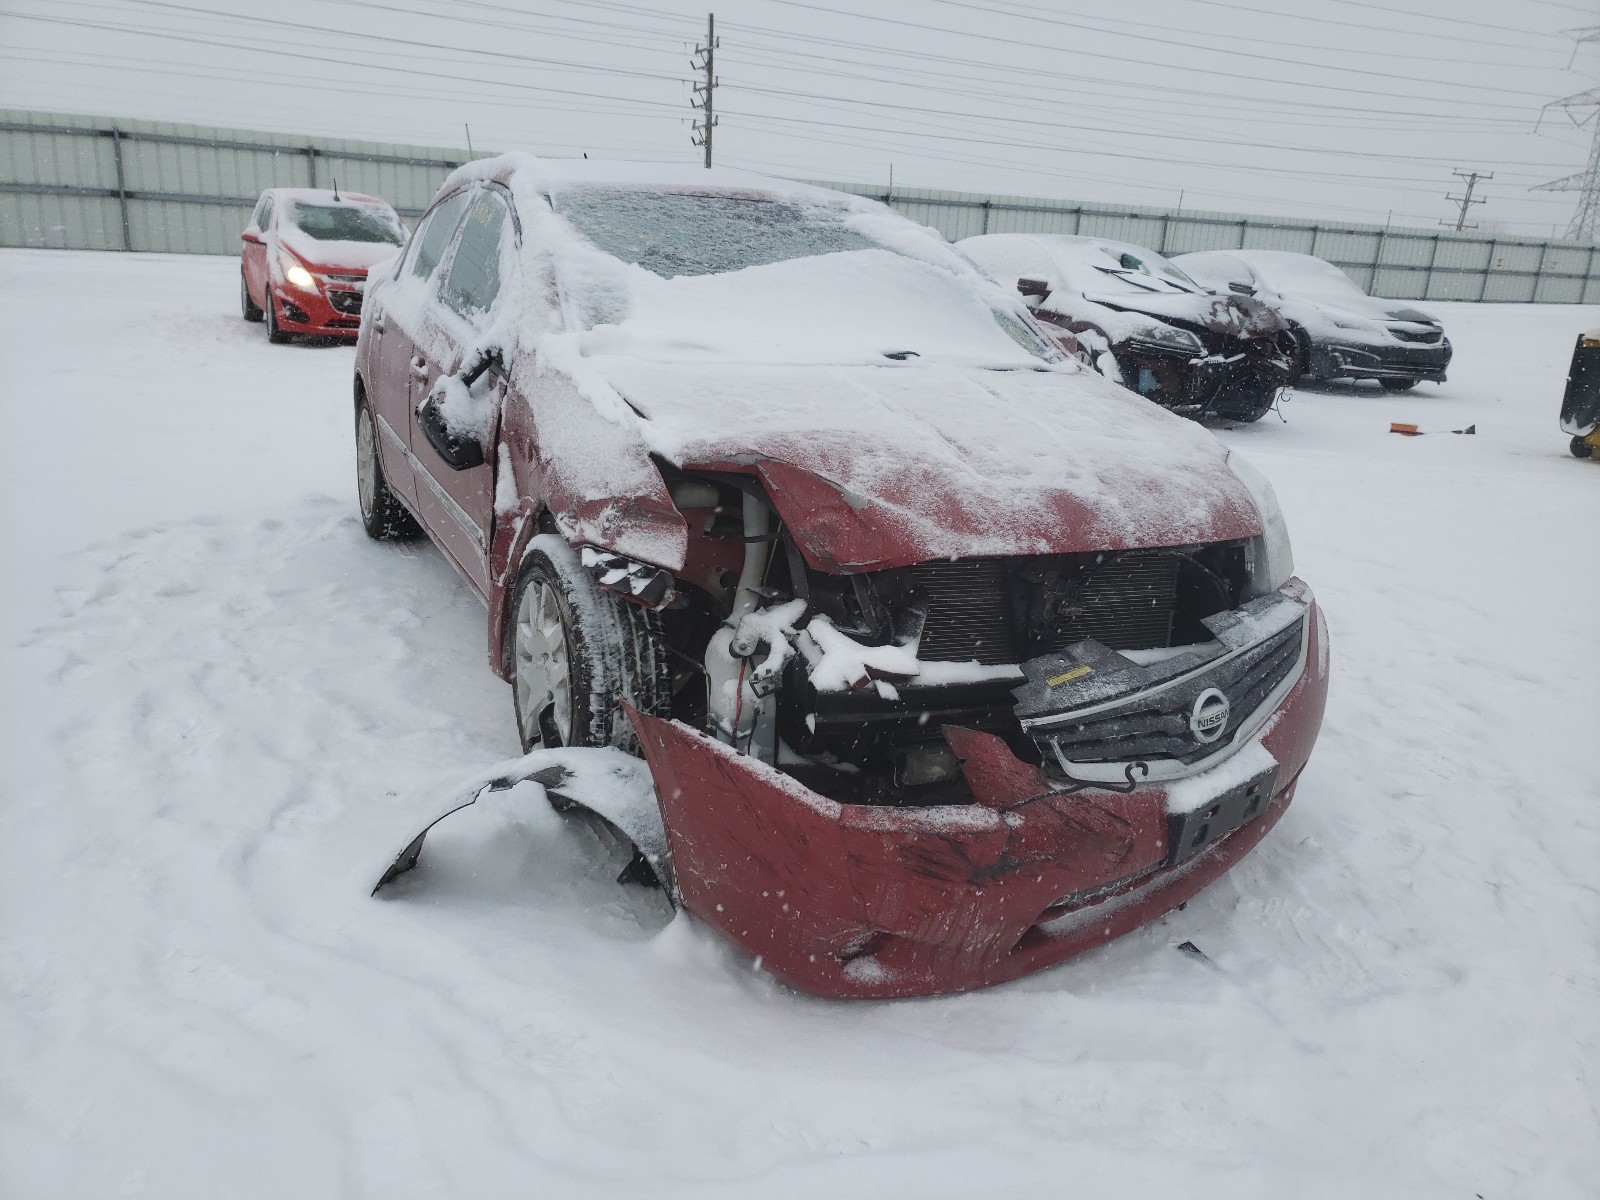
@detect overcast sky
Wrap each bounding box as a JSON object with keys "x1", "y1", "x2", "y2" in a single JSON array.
[{"x1": 2, "y1": 0, "x2": 1596, "y2": 238}]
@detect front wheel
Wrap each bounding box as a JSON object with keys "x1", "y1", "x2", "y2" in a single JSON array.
[
  {"x1": 355, "y1": 397, "x2": 420, "y2": 540},
  {"x1": 1572, "y1": 435, "x2": 1595, "y2": 459},
  {"x1": 265, "y1": 291, "x2": 290, "y2": 344},
  {"x1": 241, "y1": 269, "x2": 263, "y2": 322},
  {"x1": 510, "y1": 538, "x2": 671, "y2": 754},
  {"x1": 1380, "y1": 378, "x2": 1418, "y2": 392}
]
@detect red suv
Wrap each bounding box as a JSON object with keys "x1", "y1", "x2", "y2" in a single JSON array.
[
  {"x1": 355, "y1": 158, "x2": 1329, "y2": 999},
  {"x1": 241, "y1": 188, "x2": 404, "y2": 342}
]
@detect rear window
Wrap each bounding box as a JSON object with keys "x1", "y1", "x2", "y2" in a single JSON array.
[
  {"x1": 286, "y1": 201, "x2": 403, "y2": 245},
  {"x1": 551, "y1": 188, "x2": 878, "y2": 278}
]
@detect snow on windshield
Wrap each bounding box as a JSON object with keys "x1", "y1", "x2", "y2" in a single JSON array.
[
  {"x1": 577, "y1": 247, "x2": 1053, "y2": 367},
  {"x1": 551, "y1": 188, "x2": 880, "y2": 277},
  {"x1": 547, "y1": 188, "x2": 1056, "y2": 367},
  {"x1": 285, "y1": 200, "x2": 403, "y2": 245},
  {"x1": 1245, "y1": 253, "x2": 1368, "y2": 300}
]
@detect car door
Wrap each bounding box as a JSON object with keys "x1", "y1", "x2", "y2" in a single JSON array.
[
  {"x1": 407, "y1": 187, "x2": 516, "y2": 598},
  {"x1": 241, "y1": 193, "x2": 272, "y2": 307},
  {"x1": 364, "y1": 188, "x2": 473, "y2": 514}
]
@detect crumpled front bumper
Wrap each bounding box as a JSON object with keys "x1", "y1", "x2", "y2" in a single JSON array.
[{"x1": 631, "y1": 591, "x2": 1330, "y2": 1000}]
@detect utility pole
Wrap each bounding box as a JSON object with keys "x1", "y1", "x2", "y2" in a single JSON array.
[
  {"x1": 1442, "y1": 170, "x2": 1492, "y2": 232},
  {"x1": 691, "y1": 13, "x2": 718, "y2": 168}
]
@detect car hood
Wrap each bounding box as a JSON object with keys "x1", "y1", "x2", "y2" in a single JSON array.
[
  {"x1": 1083, "y1": 290, "x2": 1288, "y2": 339},
  {"x1": 277, "y1": 229, "x2": 402, "y2": 273},
  {"x1": 590, "y1": 357, "x2": 1262, "y2": 571},
  {"x1": 1303, "y1": 293, "x2": 1440, "y2": 326}
]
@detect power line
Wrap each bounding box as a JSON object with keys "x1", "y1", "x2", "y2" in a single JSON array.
[
  {"x1": 759, "y1": 0, "x2": 1560, "y2": 107},
  {"x1": 919, "y1": 0, "x2": 1565, "y2": 93}
]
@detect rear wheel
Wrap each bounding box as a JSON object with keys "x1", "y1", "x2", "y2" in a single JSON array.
[
  {"x1": 265, "y1": 291, "x2": 290, "y2": 344},
  {"x1": 510, "y1": 538, "x2": 671, "y2": 754},
  {"x1": 1380, "y1": 378, "x2": 1418, "y2": 392},
  {"x1": 241, "y1": 269, "x2": 263, "y2": 322},
  {"x1": 355, "y1": 396, "x2": 420, "y2": 540},
  {"x1": 1572, "y1": 435, "x2": 1594, "y2": 459}
]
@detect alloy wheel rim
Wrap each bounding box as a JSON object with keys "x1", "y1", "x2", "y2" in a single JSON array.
[
  {"x1": 355, "y1": 408, "x2": 377, "y2": 519},
  {"x1": 514, "y1": 578, "x2": 573, "y2": 748}
]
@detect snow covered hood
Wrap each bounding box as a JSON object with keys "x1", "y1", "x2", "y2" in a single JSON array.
[
  {"x1": 1081, "y1": 290, "x2": 1287, "y2": 339},
  {"x1": 596, "y1": 357, "x2": 1263, "y2": 570}
]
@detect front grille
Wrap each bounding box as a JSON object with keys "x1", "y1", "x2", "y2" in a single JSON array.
[
  {"x1": 328, "y1": 290, "x2": 364, "y2": 316},
  {"x1": 1040, "y1": 617, "x2": 1304, "y2": 765},
  {"x1": 909, "y1": 553, "x2": 1186, "y2": 665},
  {"x1": 1390, "y1": 326, "x2": 1442, "y2": 344}
]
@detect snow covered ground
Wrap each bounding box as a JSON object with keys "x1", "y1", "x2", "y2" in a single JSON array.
[{"x1": 2, "y1": 248, "x2": 1596, "y2": 1198}]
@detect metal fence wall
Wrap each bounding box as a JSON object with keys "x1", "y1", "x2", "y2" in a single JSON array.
[
  {"x1": 4, "y1": 109, "x2": 1598, "y2": 304},
  {"x1": 0, "y1": 109, "x2": 466, "y2": 255}
]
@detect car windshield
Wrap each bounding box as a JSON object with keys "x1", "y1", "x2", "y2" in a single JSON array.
[
  {"x1": 553, "y1": 187, "x2": 1059, "y2": 367},
  {"x1": 286, "y1": 201, "x2": 403, "y2": 245},
  {"x1": 1057, "y1": 243, "x2": 1204, "y2": 296},
  {"x1": 1249, "y1": 255, "x2": 1368, "y2": 300},
  {"x1": 551, "y1": 188, "x2": 882, "y2": 277}
]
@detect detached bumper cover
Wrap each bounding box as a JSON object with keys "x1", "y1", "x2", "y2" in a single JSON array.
[{"x1": 632, "y1": 590, "x2": 1329, "y2": 999}]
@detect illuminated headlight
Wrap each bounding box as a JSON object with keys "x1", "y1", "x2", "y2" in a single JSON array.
[
  {"x1": 279, "y1": 253, "x2": 317, "y2": 291},
  {"x1": 1127, "y1": 326, "x2": 1203, "y2": 356},
  {"x1": 1228, "y1": 452, "x2": 1295, "y2": 597},
  {"x1": 579, "y1": 545, "x2": 675, "y2": 609}
]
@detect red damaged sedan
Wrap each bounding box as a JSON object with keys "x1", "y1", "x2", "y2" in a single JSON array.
[
  {"x1": 240, "y1": 187, "x2": 404, "y2": 342},
  {"x1": 356, "y1": 157, "x2": 1329, "y2": 999}
]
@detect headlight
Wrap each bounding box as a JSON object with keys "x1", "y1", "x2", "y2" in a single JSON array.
[
  {"x1": 279, "y1": 253, "x2": 317, "y2": 291},
  {"x1": 1228, "y1": 452, "x2": 1295, "y2": 596},
  {"x1": 1127, "y1": 325, "x2": 1203, "y2": 356}
]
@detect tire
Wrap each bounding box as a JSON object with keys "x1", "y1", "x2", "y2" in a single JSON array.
[
  {"x1": 1288, "y1": 326, "x2": 1313, "y2": 380},
  {"x1": 1212, "y1": 380, "x2": 1277, "y2": 424},
  {"x1": 241, "y1": 269, "x2": 263, "y2": 322},
  {"x1": 1572, "y1": 435, "x2": 1594, "y2": 459},
  {"x1": 355, "y1": 395, "x2": 421, "y2": 541},
  {"x1": 265, "y1": 290, "x2": 291, "y2": 344},
  {"x1": 509, "y1": 536, "x2": 671, "y2": 755},
  {"x1": 1380, "y1": 378, "x2": 1418, "y2": 392}
]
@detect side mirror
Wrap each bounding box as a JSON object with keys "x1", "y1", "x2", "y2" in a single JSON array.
[
  {"x1": 1229, "y1": 280, "x2": 1257, "y2": 296},
  {"x1": 1017, "y1": 276, "x2": 1050, "y2": 302},
  {"x1": 241, "y1": 230, "x2": 262, "y2": 244},
  {"x1": 418, "y1": 391, "x2": 485, "y2": 471}
]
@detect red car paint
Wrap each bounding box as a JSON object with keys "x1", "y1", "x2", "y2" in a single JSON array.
[
  {"x1": 629, "y1": 591, "x2": 1327, "y2": 999},
  {"x1": 357, "y1": 157, "x2": 1329, "y2": 998},
  {"x1": 241, "y1": 188, "x2": 404, "y2": 341}
]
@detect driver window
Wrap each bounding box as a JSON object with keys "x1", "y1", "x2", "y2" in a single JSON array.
[
  {"x1": 407, "y1": 190, "x2": 471, "y2": 281},
  {"x1": 440, "y1": 191, "x2": 510, "y2": 321}
]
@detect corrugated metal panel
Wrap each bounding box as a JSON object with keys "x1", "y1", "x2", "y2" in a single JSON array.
[{"x1": 3, "y1": 110, "x2": 1597, "y2": 301}]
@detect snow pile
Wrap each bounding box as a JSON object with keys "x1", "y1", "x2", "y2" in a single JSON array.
[{"x1": 797, "y1": 614, "x2": 921, "y2": 695}]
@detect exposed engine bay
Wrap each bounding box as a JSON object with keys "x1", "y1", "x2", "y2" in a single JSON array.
[{"x1": 589, "y1": 464, "x2": 1308, "y2": 809}]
